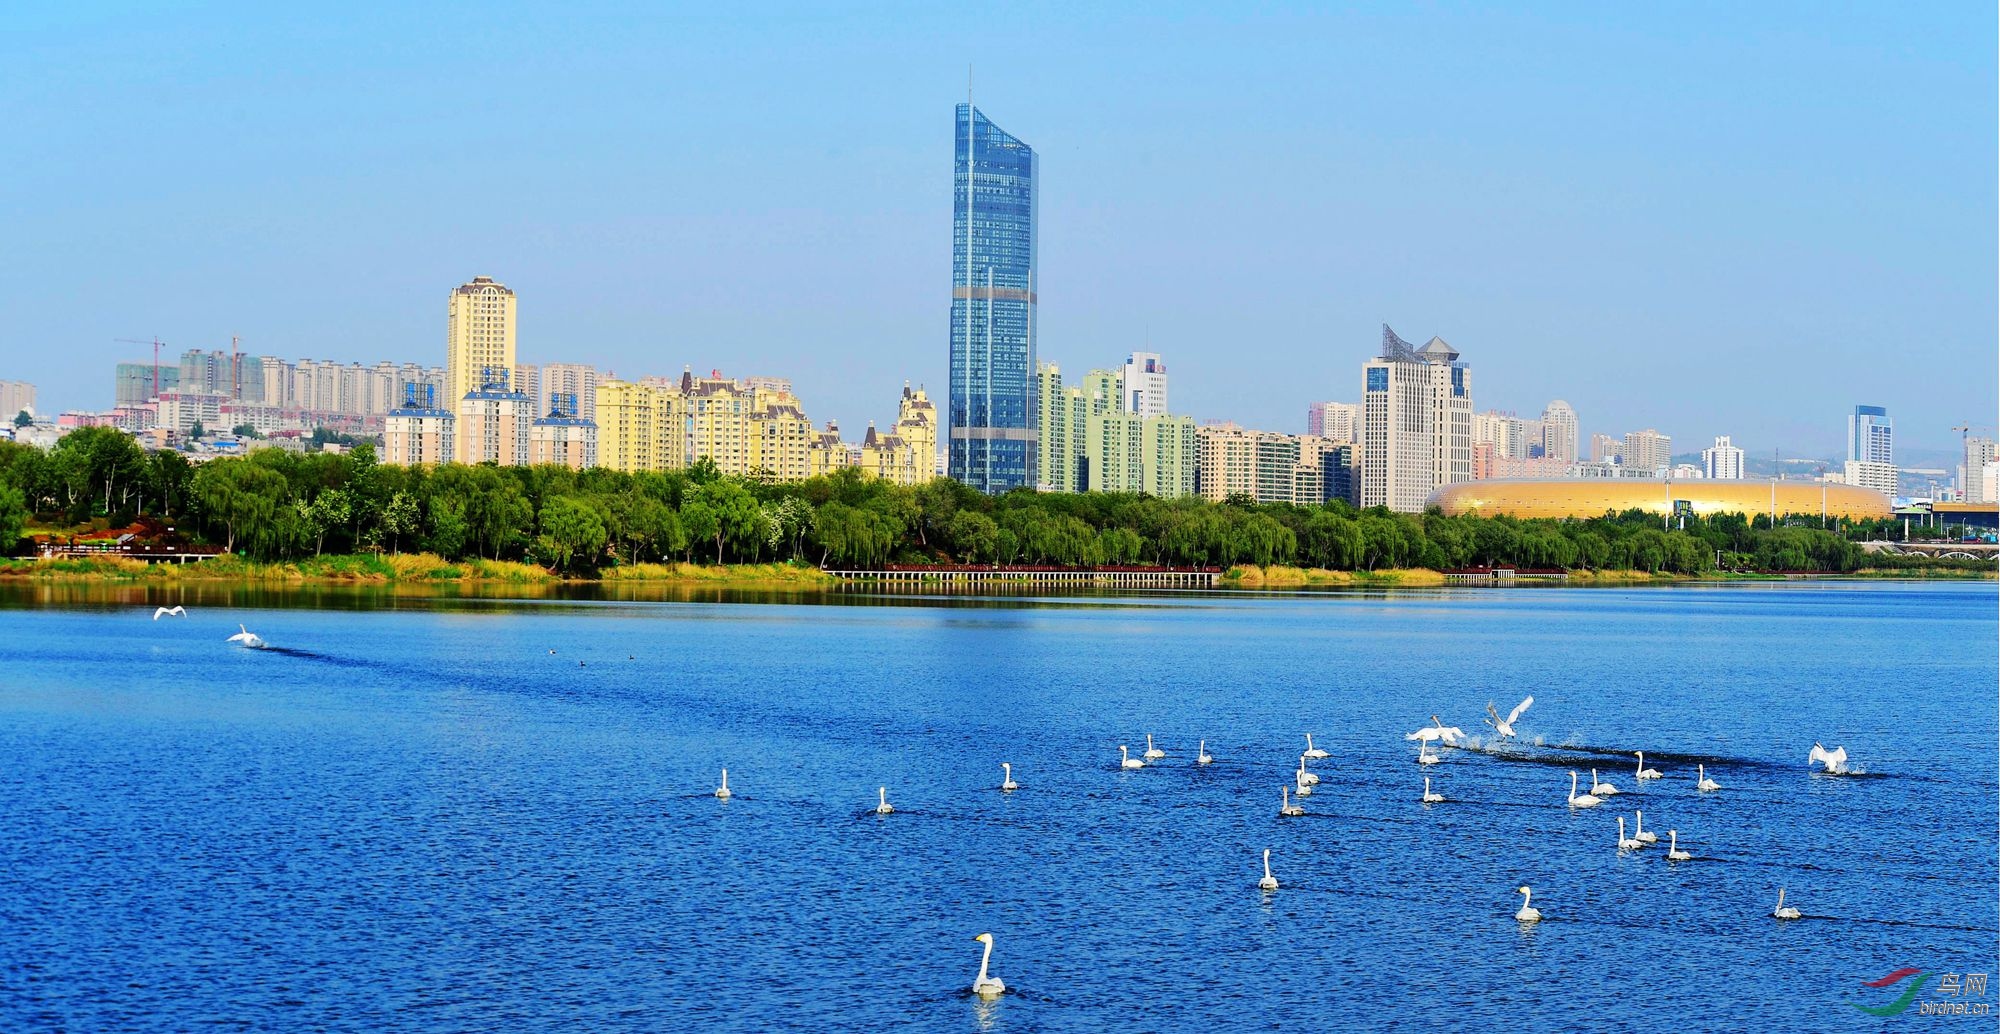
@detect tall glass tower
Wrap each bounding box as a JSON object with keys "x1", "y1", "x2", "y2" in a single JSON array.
[{"x1": 949, "y1": 103, "x2": 1038, "y2": 493}]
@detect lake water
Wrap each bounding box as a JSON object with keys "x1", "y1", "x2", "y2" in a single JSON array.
[{"x1": 1, "y1": 580, "x2": 1994, "y2": 1031}]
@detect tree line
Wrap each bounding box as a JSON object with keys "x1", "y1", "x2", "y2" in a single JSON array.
[{"x1": 0, "y1": 428, "x2": 1923, "y2": 576}]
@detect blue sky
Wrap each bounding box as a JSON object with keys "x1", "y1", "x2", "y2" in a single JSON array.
[{"x1": 4, "y1": 3, "x2": 1993, "y2": 458}]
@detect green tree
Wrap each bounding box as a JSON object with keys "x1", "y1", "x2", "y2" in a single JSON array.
[
  {"x1": 297, "y1": 488, "x2": 352, "y2": 556},
  {"x1": 0, "y1": 482, "x2": 27, "y2": 555},
  {"x1": 538, "y1": 495, "x2": 609, "y2": 573},
  {"x1": 945, "y1": 510, "x2": 999, "y2": 563},
  {"x1": 189, "y1": 421, "x2": 206, "y2": 439},
  {"x1": 12, "y1": 410, "x2": 30, "y2": 428},
  {"x1": 190, "y1": 460, "x2": 287, "y2": 554},
  {"x1": 379, "y1": 490, "x2": 419, "y2": 554}
]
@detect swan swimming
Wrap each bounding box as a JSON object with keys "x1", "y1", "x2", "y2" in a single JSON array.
[
  {"x1": 1567, "y1": 770, "x2": 1603, "y2": 809},
  {"x1": 1515, "y1": 886, "x2": 1541, "y2": 922},
  {"x1": 874, "y1": 787, "x2": 894, "y2": 815},
  {"x1": 1616, "y1": 816, "x2": 1643, "y2": 851},
  {"x1": 1302, "y1": 734, "x2": 1329, "y2": 760},
  {"x1": 1590, "y1": 768, "x2": 1620, "y2": 797},
  {"x1": 1666, "y1": 829, "x2": 1691, "y2": 861},
  {"x1": 1196, "y1": 740, "x2": 1213, "y2": 766},
  {"x1": 1295, "y1": 756, "x2": 1320, "y2": 786},
  {"x1": 1280, "y1": 786, "x2": 1304, "y2": 816},
  {"x1": 1808, "y1": 743, "x2": 1850, "y2": 775},
  {"x1": 1421, "y1": 777, "x2": 1444, "y2": 804},
  {"x1": 1258, "y1": 849, "x2": 1279, "y2": 891},
  {"x1": 970, "y1": 933, "x2": 1006, "y2": 997},
  {"x1": 151, "y1": 606, "x2": 186, "y2": 620},
  {"x1": 1000, "y1": 762, "x2": 1018, "y2": 792},
  {"x1": 1415, "y1": 739, "x2": 1440, "y2": 766},
  {"x1": 1632, "y1": 809, "x2": 1658, "y2": 844},
  {"x1": 1485, "y1": 695, "x2": 1533, "y2": 740},
  {"x1": 1697, "y1": 764, "x2": 1721, "y2": 792},
  {"x1": 1143, "y1": 734, "x2": 1166, "y2": 761},
  {"x1": 226, "y1": 624, "x2": 265, "y2": 648},
  {"x1": 1772, "y1": 888, "x2": 1800, "y2": 920},
  {"x1": 1634, "y1": 751, "x2": 1662, "y2": 780},
  {"x1": 714, "y1": 768, "x2": 731, "y2": 800},
  {"x1": 1119, "y1": 745, "x2": 1145, "y2": 770}
]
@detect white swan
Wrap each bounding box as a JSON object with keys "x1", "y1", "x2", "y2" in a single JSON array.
[
  {"x1": 1280, "y1": 786, "x2": 1304, "y2": 816},
  {"x1": 151, "y1": 605, "x2": 186, "y2": 620},
  {"x1": 1421, "y1": 777, "x2": 1444, "y2": 803},
  {"x1": 1666, "y1": 829, "x2": 1691, "y2": 861},
  {"x1": 1590, "y1": 768, "x2": 1620, "y2": 797},
  {"x1": 1772, "y1": 888, "x2": 1800, "y2": 920},
  {"x1": 1196, "y1": 740, "x2": 1213, "y2": 765},
  {"x1": 1633, "y1": 809, "x2": 1658, "y2": 844},
  {"x1": 1616, "y1": 815, "x2": 1642, "y2": 851},
  {"x1": 1000, "y1": 762, "x2": 1018, "y2": 792},
  {"x1": 874, "y1": 786, "x2": 894, "y2": 815},
  {"x1": 970, "y1": 933, "x2": 1006, "y2": 997},
  {"x1": 226, "y1": 624, "x2": 264, "y2": 648},
  {"x1": 1697, "y1": 764, "x2": 1721, "y2": 792},
  {"x1": 1515, "y1": 886, "x2": 1541, "y2": 922},
  {"x1": 1415, "y1": 739, "x2": 1440, "y2": 766},
  {"x1": 1485, "y1": 695, "x2": 1533, "y2": 740},
  {"x1": 1634, "y1": 751, "x2": 1662, "y2": 780},
  {"x1": 1258, "y1": 848, "x2": 1278, "y2": 891},
  {"x1": 1405, "y1": 715, "x2": 1466, "y2": 746},
  {"x1": 714, "y1": 768, "x2": 731, "y2": 800},
  {"x1": 1809, "y1": 742, "x2": 1849, "y2": 775},
  {"x1": 1119, "y1": 745, "x2": 1144, "y2": 770},
  {"x1": 1296, "y1": 756, "x2": 1320, "y2": 786},
  {"x1": 1567, "y1": 770, "x2": 1602, "y2": 809},
  {"x1": 1302, "y1": 734, "x2": 1329, "y2": 760},
  {"x1": 1143, "y1": 733, "x2": 1166, "y2": 760}
]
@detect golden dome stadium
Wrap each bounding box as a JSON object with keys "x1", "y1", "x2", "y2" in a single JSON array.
[{"x1": 1426, "y1": 479, "x2": 1893, "y2": 521}]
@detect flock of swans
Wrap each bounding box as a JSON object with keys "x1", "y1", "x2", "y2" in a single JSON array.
[{"x1": 150, "y1": 604, "x2": 268, "y2": 648}]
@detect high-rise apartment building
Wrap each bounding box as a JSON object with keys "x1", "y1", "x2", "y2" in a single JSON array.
[
  {"x1": 455, "y1": 367, "x2": 532, "y2": 466},
  {"x1": 949, "y1": 103, "x2": 1038, "y2": 493},
  {"x1": 1360, "y1": 326, "x2": 1472, "y2": 512},
  {"x1": 1306, "y1": 401, "x2": 1359, "y2": 443},
  {"x1": 1848, "y1": 405, "x2": 1893, "y2": 465},
  {"x1": 1621, "y1": 429, "x2": 1672, "y2": 474},
  {"x1": 528, "y1": 392, "x2": 596, "y2": 470},
  {"x1": 0, "y1": 381, "x2": 35, "y2": 419},
  {"x1": 1702, "y1": 435, "x2": 1745, "y2": 480},
  {"x1": 1963, "y1": 436, "x2": 1997, "y2": 503},
  {"x1": 1590, "y1": 433, "x2": 1621, "y2": 463},
  {"x1": 114, "y1": 363, "x2": 179, "y2": 405},
  {"x1": 1541, "y1": 400, "x2": 1579, "y2": 463},
  {"x1": 1035, "y1": 363, "x2": 1077, "y2": 492},
  {"x1": 512, "y1": 363, "x2": 542, "y2": 420},
  {"x1": 595, "y1": 378, "x2": 686, "y2": 474},
  {"x1": 446, "y1": 277, "x2": 517, "y2": 410},
  {"x1": 1121, "y1": 352, "x2": 1168, "y2": 417},
  {"x1": 1196, "y1": 423, "x2": 1343, "y2": 505},
  {"x1": 542, "y1": 363, "x2": 602, "y2": 421},
  {"x1": 383, "y1": 384, "x2": 455, "y2": 466},
  {"x1": 1843, "y1": 460, "x2": 1897, "y2": 498}
]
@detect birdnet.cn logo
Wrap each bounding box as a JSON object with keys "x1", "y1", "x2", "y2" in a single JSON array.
[{"x1": 1849, "y1": 967, "x2": 1991, "y2": 1018}]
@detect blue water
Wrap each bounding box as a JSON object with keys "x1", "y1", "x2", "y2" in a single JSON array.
[{"x1": 1, "y1": 581, "x2": 1994, "y2": 1031}]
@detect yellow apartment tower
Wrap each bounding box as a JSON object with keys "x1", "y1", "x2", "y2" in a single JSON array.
[{"x1": 446, "y1": 277, "x2": 517, "y2": 408}]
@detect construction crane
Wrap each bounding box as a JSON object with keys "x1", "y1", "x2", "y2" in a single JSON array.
[{"x1": 115, "y1": 337, "x2": 166, "y2": 399}]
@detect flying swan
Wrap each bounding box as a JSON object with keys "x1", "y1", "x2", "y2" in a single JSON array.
[
  {"x1": 226, "y1": 624, "x2": 265, "y2": 648},
  {"x1": 1406, "y1": 715, "x2": 1466, "y2": 747},
  {"x1": 1485, "y1": 696, "x2": 1533, "y2": 740},
  {"x1": 152, "y1": 606, "x2": 187, "y2": 620},
  {"x1": 1809, "y1": 743, "x2": 1850, "y2": 775}
]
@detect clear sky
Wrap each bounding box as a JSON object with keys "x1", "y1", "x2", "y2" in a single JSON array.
[{"x1": 5, "y1": 3, "x2": 1994, "y2": 459}]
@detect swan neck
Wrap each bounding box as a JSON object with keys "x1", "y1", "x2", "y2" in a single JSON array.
[{"x1": 977, "y1": 938, "x2": 992, "y2": 981}]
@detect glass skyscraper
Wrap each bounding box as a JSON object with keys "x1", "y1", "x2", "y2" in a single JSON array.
[{"x1": 949, "y1": 103, "x2": 1038, "y2": 493}]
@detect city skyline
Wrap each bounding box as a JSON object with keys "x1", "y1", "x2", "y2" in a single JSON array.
[{"x1": 4, "y1": 6, "x2": 1994, "y2": 456}]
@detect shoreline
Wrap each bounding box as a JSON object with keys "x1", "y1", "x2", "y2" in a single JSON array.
[{"x1": 1, "y1": 554, "x2": 1987, "y2": 590}]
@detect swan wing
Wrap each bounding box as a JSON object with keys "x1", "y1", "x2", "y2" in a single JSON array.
[
  {"x1": 1828, "y1": 746, "x2": 1847, "y2": 767},
  {"x1": 1507, "y1": 696, "x2": 1533, "y2": 725},
  {"x1": 153, "y1": 607, "x2": 168, "y2": 619},
  {"x1": 1405, "y1": 726, "x2": 1439, "y2": 742}
]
